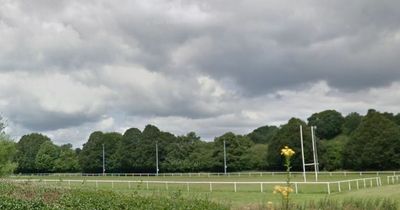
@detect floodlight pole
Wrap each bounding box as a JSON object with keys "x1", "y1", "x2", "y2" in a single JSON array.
[
  {"x1": 311, "y1": 126, "x2": 318, "y2": 181},
  {"x1": 156, "y1": 142, "x2": 159, "y2": 176},
  {"x1": 102, "y1": 144, "x2": 105, "y2": 176},
  {"x1": 223, "y1": 140, "x2": 227, "y2": 175},
  {"x1": 300, "y1": 125, "x2": 307, "y2": 182}
]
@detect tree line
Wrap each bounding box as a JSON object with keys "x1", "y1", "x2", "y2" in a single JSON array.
[{"x1": 2, "y1": 109, "x2": 400, "y2": 174}]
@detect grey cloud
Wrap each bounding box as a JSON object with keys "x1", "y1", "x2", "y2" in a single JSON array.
[{"x1": 2, "y1": 0, "x2": 400, "y2": 146}]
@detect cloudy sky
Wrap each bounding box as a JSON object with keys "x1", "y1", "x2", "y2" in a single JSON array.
[{"x1": 1, "y1": 0, "x2": 400, "y2": 147}]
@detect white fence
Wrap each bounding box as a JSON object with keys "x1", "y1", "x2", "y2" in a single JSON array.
[
  {"x1": 13, "y1": 171, "x2": 400, "y2": 178},
  {"x1": 8, "y1": 177, "x2": 381, "y2": 194},
  {"x1": 387, "y1": 175, "x2": 400, "y2": 184}
]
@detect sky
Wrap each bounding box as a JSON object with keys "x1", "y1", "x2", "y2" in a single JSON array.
[{"x1": 1, "y1": 0, "x2": 400, "y2": 148}]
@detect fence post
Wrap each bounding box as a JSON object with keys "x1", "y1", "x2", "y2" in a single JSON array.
[
  {"x1": 295, "y1": 183, "x2": 298, "y2": 194},
  {"x1": 363, "y1": 179, "x2": 366, "y2": 188},
  {"x1": 234, "y1": 182, "x2": 237, "y2": 192},
  {"x1": 260, "y1": 183, "x2": 263, "y2": 192},
  {"x1": 370, "y1": 179, "x2": 373, "y2": 187},
  {"x1": 356, "y1": 180, "x2": 359, "y2": 190},
  {"x1": 209, "y1": 182, "x2": 212, "y2": 192},
  {"x1": 146, "y1": 181, "x2": 149, "y2": 190},
  {"x1": 187, "y1": 182, "x2": 190, "y2": 192},
  {"x1": 338, "y1": 182, "x2": 341, "y2": 192},
  {"x1": 348, "y1": 181, "x2": 351, "y2": 191},
  {"x1": 327, "y1": 183, "x2": 330, "y2": 194}
]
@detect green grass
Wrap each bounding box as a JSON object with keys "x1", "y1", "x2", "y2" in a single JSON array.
[{"x1": 7, "y1": 173, "x2": 400, "y2": 209}]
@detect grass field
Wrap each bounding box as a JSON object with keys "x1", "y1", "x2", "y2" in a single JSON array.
[{"x1": 7, "y1": 172, "x2": 400, "y2": 209}]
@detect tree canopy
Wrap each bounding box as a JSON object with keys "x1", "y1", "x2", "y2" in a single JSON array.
[{"x1": 10, "y1": 109, "x2": 400, "y2": 173}]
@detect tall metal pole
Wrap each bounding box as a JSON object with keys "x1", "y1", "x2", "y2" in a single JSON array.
[
  {"x1": 156, "y1": 142, "x2": 159, "y2": 176},
  {"x1": 102, "y1": 144, "x2": 105, "y2": 176},
  {"x1": 223, "y1": 140, "x2": 227, "y2": 175},
  {"x1": 300, "y1": 125, "x2": 307, "y2": 182},
  {"x1": 311, "y1": 126, "x2": 318, "y2": 181}
]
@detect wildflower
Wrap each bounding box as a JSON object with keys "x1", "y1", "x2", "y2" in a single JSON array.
[
  {"x1": 281, "y1": 146, "x2": 295, "y2": 157},
  {"x1": 273, "y1": 185, "x2": 294, "y2": 198},
  {"x1": 267, "y1": 201, "x2": 274, "y2": 210}
]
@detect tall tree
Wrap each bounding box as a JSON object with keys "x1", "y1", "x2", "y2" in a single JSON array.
[
  {"x1": 241, "y1": 144, "x2": 269, "y2": 170},
  {"x1": 212, "y1": 132, "x2": 253, "y2": 172},
  {"x1": 342, "y1": 112, "x2": 362, "y2": 135},
  {"x1": 343, "y1": 110, "x2": 400, "y2": 170},
  {"x1": 79, "y1": 131, "x2": 122, "y2": 173},
  {"x1": 266, "y1": 118, "x2": 313, "y2": 171},
  {"x1": 111, "y1": 128, "x2": 142, "y2": 172},
  {"x1": 247, "y1": 125, "x2": 278, "y2": 144},
  {"x1": 0, "y1": 133, "x2": 17, "y2": 176},
  {"x1": 35, "y1": 141, "x2": 60, "y2": 172},
  {"x1": 319, "y1": 135, "x2": 348, "y2": 171},
  {"x1": 307, "y1": 110, "x2": 344, "y2": 140},
  {"x1": 15, "y1": 133, "x2": 51, "y2": 173},
  {"x1": 54, "y1": 144, "x2": 80, "y2": 172}
]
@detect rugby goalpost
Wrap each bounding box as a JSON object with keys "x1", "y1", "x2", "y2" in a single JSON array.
[{"x1": 300, "y1": 125, "x2": 319, "y2": 182}]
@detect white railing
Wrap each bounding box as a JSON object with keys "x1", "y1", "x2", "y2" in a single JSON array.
[
  {"x1": 12, "y1": 171, "x2": 400, "y2": 178},
  {"x1": 386, "y1": 175, "x2": 400, "y2": 184},
  {"x1": 7, "y1": 177, "x2": 381, "y2": 194}
]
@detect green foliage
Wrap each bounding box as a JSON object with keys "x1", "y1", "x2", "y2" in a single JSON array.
[
  {"x1": 294, "y1": 198, "x2": 398, "y2": 210},
  {"x1": 343, "y1": 110, "x2": 400, "y2": 170},
  {"x1": 247, "y1": 125, "x2": 278, "y2": 144},
  {"x1": 79, "y1": 131, "x2": 122, "y2": 173},
  {"x1": 10, "y1": 109, "x2": 400, "y2": 173},
  {"x1": 308, "y1": 110, "x2": 344, "y2": 140},
  {"x1": 111, "y1": 128, "x2": 142, "y2": 172},
  {"x1": 15, "y1": 133, "x2": 51, "y2": 173},
  {"x1": 54, "y1": 144, "x2": 79, "y2": 172},
  {"x1": 342, "y1": 112, "x2": 362, "y2": 135},
  {"x1": 0, "y1": 134, "x2": 17, "y2": 176},
  {"x1": 241, "y1": 144, "x2": 269, "y2": 170},
  {"x1": 35, "y1": 141, "x2": 59, "y2": 172},
  {"x1": 212, "y1": 132, "x2": 253, "y2": 172},
  {"x1": 319, "y1": 135, "x2": 348, "y2": 171},
  {"x1": 0, "y1": 182, "x2": 228, "y2": 210},
  {"x1": 267, "y1": 118, "x2": 314, "y2": 170}
]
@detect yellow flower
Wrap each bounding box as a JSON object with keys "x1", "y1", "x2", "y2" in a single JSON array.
[
  {"x1": 273, "y1": 185, "x2": 294, "y2": 198},
  {"x1": 281, "y1": 146, "x2": 295, "y2": 157}
]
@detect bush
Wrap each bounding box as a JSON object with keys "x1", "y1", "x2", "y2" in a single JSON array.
[{"x1": 0, "y1": 182, "x2": 228, "y2": 210}]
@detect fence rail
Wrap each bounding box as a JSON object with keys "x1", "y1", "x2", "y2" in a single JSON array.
[
  {"x1": 12, "y1": 171, "x2": 400, "y2": 178},
  {"x1": 7, "y1": 177, "x2": 381, "y2": 194}
]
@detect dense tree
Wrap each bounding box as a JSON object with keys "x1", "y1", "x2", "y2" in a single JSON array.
[
  {"x1": 15, "y1": 133, "x2": 51, "y2": 173},
  {"x1": 342, "y1": 112, "x2": 362, "y2": 135},
  {"x1": 35, "y1": 141, "x2": 59, "y2": 172},
  {"x1": 111, "y1": 128, "x2": 142, "y2": 172},
  {"x1": 247, "y1": 125, "x2": 278, "y2": 144},
  {"x1": 79, "y1": 131, "x2": 122, "y2": 173},
  {"x1": 308, "y1": 110, "x2": 344, "y2": 140},
  {"x1": 241, "y1": 144, "x2": 269, "y2": 170},
  {"x1": 267, "y1": 118, "x2": 314, "y2": 171},
  {"x1": 10, "y1": 109, "x2": 400, "y2": 173},
  {"x1": 54, "y1": 144, "x2": 80, "y2": 172},
  {"x1": 162, "y1": 132, "x2": 202, "y2": 172},
  {"x1": 0, "y1": 133, "x2": 17, "y2": 176},
  {"x1": 319, "y1": 135, "x2": 348, "y2": 171},
  {"x1": 343, "y1": 110, "x2": 400, "y2": 170},
  {"x1": 212, "y1": 132, "x2": 253, "y2": 172}
]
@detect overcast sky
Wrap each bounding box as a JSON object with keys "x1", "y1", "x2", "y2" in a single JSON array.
[{"x1": 1, "y1": 0, "x2": 400, "y2": 147}]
